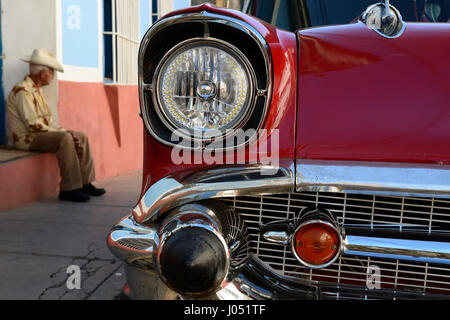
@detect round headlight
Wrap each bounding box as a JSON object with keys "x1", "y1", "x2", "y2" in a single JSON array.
[{"x1": 155, "y1": 40, "x2": 254, "y2": 140}]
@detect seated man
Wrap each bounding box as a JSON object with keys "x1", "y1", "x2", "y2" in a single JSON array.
[{"x1": 6, "y1": 48, "x2": 105, "y2": 202}]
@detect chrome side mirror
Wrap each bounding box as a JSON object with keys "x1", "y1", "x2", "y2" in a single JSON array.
[
  {"x1": 382, "y1": 0, "x2": 394, "y2": 24},
  {"x1": 361, "y1": 0, "x2": 405, "y2": 38}
]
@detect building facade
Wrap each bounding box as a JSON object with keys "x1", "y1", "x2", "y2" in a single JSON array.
[
  {"x1": 0, "y1": 0, "x2": 192, "y2": 210},
  {"x1": 0, "y1": 0, "x2": 194, "y2": 179},
  {"x1": 0, "y1": 0, "x2": 251, "y2": 209}
]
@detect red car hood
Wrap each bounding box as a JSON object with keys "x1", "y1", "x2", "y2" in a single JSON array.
[{"x1": 296, "y1": 22, "x2": 450, "y2": 165}]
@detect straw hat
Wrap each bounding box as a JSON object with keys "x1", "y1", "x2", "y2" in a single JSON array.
[{"x1": 21, "y1": 49, "x2": 64, "y2": 73}]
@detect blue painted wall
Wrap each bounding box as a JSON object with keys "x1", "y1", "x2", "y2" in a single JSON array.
[
  {"x1": 140, "y1": 0, "x2": 150, "y2": 39},
  {"x1": 62, "y1": 0, "x2": 99, "y2": 68},
  {"x1": 173, "y1": 0, "x2": 190, "y2": 10},
  {"x1": 139, "y1": 0, "x2": 191, "y2": 40}
]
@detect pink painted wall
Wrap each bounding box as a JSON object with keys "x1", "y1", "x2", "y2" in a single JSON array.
[
  {"x1": 58, "y1": 81, "x2": 144, "y2": 182},
  {"x1": 0, "y1": 81, "x2": 143, "y2": 211},
  {"x1": 0, "y1": 153, "x2": 59, "y2": 211}
]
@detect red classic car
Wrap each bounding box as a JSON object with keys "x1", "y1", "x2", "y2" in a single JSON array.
[{"x1": 107, "y1": 0, "x2": 450, "y2": 300}]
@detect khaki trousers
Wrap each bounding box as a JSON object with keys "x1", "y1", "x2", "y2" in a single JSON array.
[{"x1": 29, "y1": 131, "x2": 96, "y2": 191}]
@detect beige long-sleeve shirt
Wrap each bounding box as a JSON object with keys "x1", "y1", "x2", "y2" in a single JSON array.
[{"x1": 7, "y1": 76, "x2": 65, "y2": 150}]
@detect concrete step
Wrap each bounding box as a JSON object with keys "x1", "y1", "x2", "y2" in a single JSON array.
[{"x1": 0, "y1": 148, "x2": 59, "y2": 211}]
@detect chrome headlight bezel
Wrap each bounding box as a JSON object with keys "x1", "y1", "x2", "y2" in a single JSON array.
[
  {"x1": 152, "y1": 37, "x2": 258, "y2": 142},
  {"x1": 138, "y1": 12, "x2": 272, "y2": 150}
]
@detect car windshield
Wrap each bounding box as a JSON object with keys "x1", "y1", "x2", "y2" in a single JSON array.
[{"x1": 193, "y1": 0, "x2": 450, "y2": 31}]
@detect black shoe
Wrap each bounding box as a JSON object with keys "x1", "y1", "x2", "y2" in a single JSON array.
[
  {"x1": 81, "y1": 183, "x2": 106, "y2": 196},
  {"x1": 59, "y1": 189, "x2": 90, "y2": 202}
]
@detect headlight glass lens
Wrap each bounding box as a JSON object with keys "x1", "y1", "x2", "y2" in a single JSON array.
[{"x1": 157, "y1": 42, "x2": 252, "y2": 137}]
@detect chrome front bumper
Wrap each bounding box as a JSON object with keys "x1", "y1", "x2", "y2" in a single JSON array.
[
  {"x1": 109, "y1": 215, "x2": 450, "y2": 299},
  {"x1": 108, "y1": 161, "x2": 450, "y2": 299}
]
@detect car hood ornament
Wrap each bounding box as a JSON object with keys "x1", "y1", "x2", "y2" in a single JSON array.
[{"x1": 361, "y1": 0, "x2": 406, "y2": 38}]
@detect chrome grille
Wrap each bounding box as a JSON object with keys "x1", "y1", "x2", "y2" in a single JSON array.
[{"x1": 222, "y1": 192, "x2": 450, "y2": 296}]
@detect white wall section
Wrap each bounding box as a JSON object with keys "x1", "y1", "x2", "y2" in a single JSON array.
[
  {"x1": 2, "y1": 0, "x2": 59, "y2": 128},
  {"x1": 56, "y1": 0, "x2": 103, "y2": 83}
]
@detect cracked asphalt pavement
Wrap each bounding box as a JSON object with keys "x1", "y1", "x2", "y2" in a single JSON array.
[{"x1": 0, "y1": 171, "x2": 142, "y2": 300}]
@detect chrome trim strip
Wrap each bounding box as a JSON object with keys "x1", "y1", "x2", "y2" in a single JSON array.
[
  {"x1": 134, "y1": 163, "x2": 295, "y2": 224},
  {"x1": 344, "y1": 235, "x2": 450, "y2": 265},
  {"x1": 258, "y1": 228, "x2": 450, "y2": 265},
  {"x1": 296, "y1": 160, "x2": 450, "y2": 199},
  {"x1": 263, "y1": 231, "x2": 289, "y2": 245}
]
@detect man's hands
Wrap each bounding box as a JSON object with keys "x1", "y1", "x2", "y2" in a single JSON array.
[{"x1": 68, "y1": 130, "x2": 83, "y2": 155}]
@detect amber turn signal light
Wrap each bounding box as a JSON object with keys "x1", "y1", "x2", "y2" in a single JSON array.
[{"x1": 292, "y1": 221, "x2": 341, "y2": 268}]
